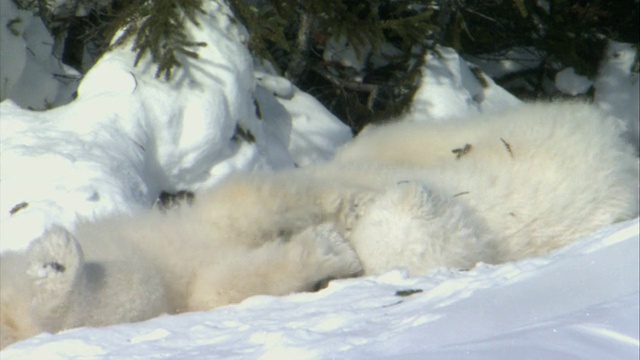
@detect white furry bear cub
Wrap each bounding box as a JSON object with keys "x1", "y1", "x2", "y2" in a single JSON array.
[
  {"x1": 1, "y1": 102, "x2": 637, "y2": 349},
  {"x1": 330, "y1": 102, "x2": 638, "y2": 274},
  {"x1": 1, "y1": 199, "x2": 363, "y2": 348}
]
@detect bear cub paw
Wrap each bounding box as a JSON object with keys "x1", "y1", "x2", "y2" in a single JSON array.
[
  {"x1": 301, "y1": 224, "x2": 364, "y2": 279},
  {"x1": 26, "y1": 227, "x2": 83, "y2": 290}
]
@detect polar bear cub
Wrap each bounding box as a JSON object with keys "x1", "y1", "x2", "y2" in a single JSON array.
[
  {"x1": 1, "y1": 102, "x2": 637, "y2": 349},
  {"x1": 331, "y1": 102, "x2": 638, "y2": 274},
  {"x1": 1, "y1": 187, "x2": 363, "y2": 349}
]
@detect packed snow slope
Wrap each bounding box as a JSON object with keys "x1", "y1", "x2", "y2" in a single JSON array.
[{"x1": 1, "y1": 1, "x2": 639, "y2": 358}]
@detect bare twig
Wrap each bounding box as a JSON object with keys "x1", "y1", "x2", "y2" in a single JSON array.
[
  {"x1": 9, "y1": 202, "x2": 29, "y2": 215},
  {"x1": 286, "y1": 8, "x2": 312, "y2": 82},
  {"x1": 452, "y1": 143, "x2": 472, "y2": 159},
  {"x1": 500, "y1": 138, "x2": 514, "y2": 158},
  {"x1": 311, "y1": 66, "x2": 379, "y2": 94}
]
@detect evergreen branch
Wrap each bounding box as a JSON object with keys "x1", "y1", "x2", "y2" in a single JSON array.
[
  {"x1": 285, "y1": 9, "x2": 311, "y2": 81},
  {"x1": 312, "y1": 66, "x2": 379, "y2": 93},
  {"x1": 111, "y1": 0, "x2": 206, "y2": 80}
]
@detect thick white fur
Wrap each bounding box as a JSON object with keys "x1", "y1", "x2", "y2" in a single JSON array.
[
  {"x1": 331, "y1": 102, "x2": 638, "y2": 272},
  {"x1": 0, "y1": 183, "x2": 364, "y2": 348},
  {"x1": 1, "y1": 102, "x2": 637, "y2": 348}
]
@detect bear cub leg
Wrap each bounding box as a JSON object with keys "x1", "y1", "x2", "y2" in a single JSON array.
[
  {"x1": 187, "y1": 224, "x2": 363, "y2": 310},
  {"x1": 26, "y1": 227, "x2": 85, "y2": 333}
]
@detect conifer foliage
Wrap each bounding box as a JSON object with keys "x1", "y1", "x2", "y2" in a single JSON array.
[
  {"x1": 446, "y1": 0, "x2": 639, "y2": 99},
  {"x1": 110, "y1": 0, "x2": 207, "y2": 80},
  {"x1": 10, "y1": 0, "x2": 639, "y2": 130},
  {"x1": 227, "y1": 0, "x2": 440, "y2": 131}
]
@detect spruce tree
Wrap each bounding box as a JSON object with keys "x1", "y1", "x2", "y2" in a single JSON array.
[
  {"x1": 227, "y1": 0, "x2": 440, "y2": 131},
  {"x1": 12, "y1": 0, "x2": 639, "y2": 128},
  {"x1": 110, "y1": 0, "x2": 207, "y2": 80}
]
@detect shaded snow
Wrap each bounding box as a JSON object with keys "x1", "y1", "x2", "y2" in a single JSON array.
[
  {"x1": 254, "y1": 72, "x2": 352, "y2": 167},
  {"x1": 0, "y1": 0, "x2": 79, "y2": 109},
  {"x1": 407, "y1": 46, "x2": 522, "y2": 121},
  {"x1": 464, "y1": 47, "x2": 543, "y2": 80},
  {"x1": 594, "y1": 41, "x2": 640, "y2": 152},
  {"x1": 555, "y1": 67, "x2": 593, "y2": 96}
]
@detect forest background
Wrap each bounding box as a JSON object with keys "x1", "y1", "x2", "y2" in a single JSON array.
[{"x1": 6, "y1": 0, "x2": 639, "y2": 132}]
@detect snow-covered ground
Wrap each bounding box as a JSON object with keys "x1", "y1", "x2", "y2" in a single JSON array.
[{"x1": 1, "y1": 1, "x2": 638, "y2": 358}]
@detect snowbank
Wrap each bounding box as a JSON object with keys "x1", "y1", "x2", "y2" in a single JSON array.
[
  {"x1": 407, "y1": 46, "x2": 522, "y2": 122},
  {"x1": 594, "y1": 41, "x2": 640, "y2": 152}
]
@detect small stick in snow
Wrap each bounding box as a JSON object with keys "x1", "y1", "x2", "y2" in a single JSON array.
[
  {"x1": 9, "y1": 201, "x2": 28, "y2": 215},
  {"x1": 453, "y1": 191, "x2": 470, "y2": 198},
  {"x1": 129, "y1": 72, "x2": 138, "y2": 92},
  {"x1": 500, "y1": 138, "x2": 514, "y2": 158},
  {"x1": 395, "y1": 289, "x2": 423, "y2": 297},
  {"x1": 452, "y1": 143, "x2": 472, "y2": 160}
]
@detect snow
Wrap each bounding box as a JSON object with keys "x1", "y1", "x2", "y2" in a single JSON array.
[
  {"x1": 323, "y1": 35, "x2": 370, "y2": 74},
  {"x1": 254, "y1": 71, "x2": 353, "y2": 167},
  {"x1": 407, "y1": 46, "x2": 522, "y2": 122},
  {"x1": 0, "y1": 0, "x2": 79, "y2": 109},
  {"x1": 464, "y1": 47, "x2": 544, "y2": 80},
  {"x1": 555, "y1": 67, "x2": 593, "y2": 96},
  {"x1": 1, "y1": 2, "x2": 639, "y2": 358},
  {"x1": 594, "y1": 41, "x2": 640, "y2": 152}
]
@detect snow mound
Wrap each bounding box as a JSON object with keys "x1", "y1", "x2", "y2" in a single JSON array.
[{"x1": 407, "y1": 46, "x2": 521, "y2": 122}]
